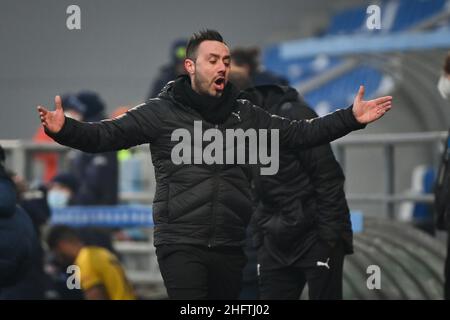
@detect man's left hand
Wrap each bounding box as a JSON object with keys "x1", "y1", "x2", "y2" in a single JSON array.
[{"x1": 353, "y1": 85, "x2": 392, "y2": 124}]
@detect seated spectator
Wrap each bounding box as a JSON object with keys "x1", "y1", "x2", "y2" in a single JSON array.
[
  {"x1": 54, "y1": 92, "x2": 120, "y2": 257},
  {"x1": 46, "y1": 225, "x2": 136, "y2": 300},
  {"x1": 48, "y1": 172, "x2": 117, "y2": 255},
  {"x1": 47, "y1": 172, "x2": 79, "y2": 208}
]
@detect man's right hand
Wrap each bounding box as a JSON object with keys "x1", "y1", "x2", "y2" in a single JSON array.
[{"x1": 37, "y1": 96, "x2": 66, "y2": 133}]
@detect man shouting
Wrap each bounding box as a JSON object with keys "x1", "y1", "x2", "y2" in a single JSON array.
[{"x1": 37, "y1": 29, "x2": 392, "y2": 300}]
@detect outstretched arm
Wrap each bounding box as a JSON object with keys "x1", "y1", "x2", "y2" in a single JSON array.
[
  {"x1": 252, "y1": 85, "x2": 392, "y2": 149},
  {"x1": 37, "y1": 96, "x2": 163, "y2": 153}
]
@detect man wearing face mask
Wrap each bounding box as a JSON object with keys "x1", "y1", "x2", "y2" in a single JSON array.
[
  {"x1": 437, "y1": 53, "x2": 450, "y2": 101},
  {"x1": 59, "y1": 93, "x2": 119, "y2": 255},
  {"x1": 47, "y1": 172, "x2": 117, "y2": 255},
  {"x1": 435, "y1": 52, "x2": 450, "y2": 300},
  {"x1": 47, "y1": 173, "x2": 79, "y2": 209}
]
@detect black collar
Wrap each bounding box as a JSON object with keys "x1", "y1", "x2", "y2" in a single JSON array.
[{"x1": 172, "y1": 75, "x2": 239, "y2": 124}]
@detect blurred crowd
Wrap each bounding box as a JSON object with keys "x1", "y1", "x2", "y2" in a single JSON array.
[{"x1": 0, "y1": 90, "x2": 138, "y2": 299}]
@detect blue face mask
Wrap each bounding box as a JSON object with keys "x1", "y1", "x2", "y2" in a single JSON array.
[{"x1": 47, "y1": 190, "x2": 70, "y2": 208}]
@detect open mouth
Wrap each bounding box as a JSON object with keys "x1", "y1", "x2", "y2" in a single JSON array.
[{"x1": 213, "y1": 77, "x2": 225, "y2": 91}]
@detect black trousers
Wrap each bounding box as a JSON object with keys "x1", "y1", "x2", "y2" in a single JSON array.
[
  {"x1": 156, "y1": 244, "x2": 247, "y2": 300},
  {"x1": 259, "y1": 241, "x2": 345, "y2": 300}
]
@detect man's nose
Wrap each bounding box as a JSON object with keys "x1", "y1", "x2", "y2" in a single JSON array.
[{"x1": 217, "y1": 61, "x2": 227, "y2": 73}]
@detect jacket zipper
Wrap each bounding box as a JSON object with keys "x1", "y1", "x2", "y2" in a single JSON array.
[{"x1": 208, "y1": 124, "x2": 220, "y2": 248}]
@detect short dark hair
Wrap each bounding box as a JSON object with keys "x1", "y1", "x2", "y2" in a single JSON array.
[
  {"x1": 444, "y1": 52, "x2": 450, "y2": 75},
  {"x1": 231, "y1": 47, "x2": 260, "y2": 75},
  {"x1": 186, "y1": 29, "x2": 226, "y2": 60},
  {"x1": 46, "y1": 225, "x2": 80, "y2": 249}
]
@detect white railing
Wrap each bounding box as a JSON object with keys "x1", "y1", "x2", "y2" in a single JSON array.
[{"x1": 332, "y1": 131, "x2": 448, "y2": 218}]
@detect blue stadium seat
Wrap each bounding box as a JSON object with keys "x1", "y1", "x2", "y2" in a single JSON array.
[
  {"x1": 391, "y1": 0, "x2": 447, "y2": 32},
  {"x1": 327, "y1": 6, "x2": 367, "y2": 35},
  {"x1": 326, "y1": 0, "x2": 446, "y2": 35},
  {"x1": 304, "y1": 66, "x2": 383, "y2": 114},
  {"x1": 411, "y1": 166, "x2": 436, "y2": 222},
  {"x1": 264, "y1": 55, "x2": 343, "y2": 85}
]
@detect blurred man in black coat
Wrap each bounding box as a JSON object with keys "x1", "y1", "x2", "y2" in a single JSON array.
[{"x1": 0, "y1": 145, "x2": 38, "y2": 294}]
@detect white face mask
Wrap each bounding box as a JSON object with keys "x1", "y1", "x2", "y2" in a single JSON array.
[
  {"x1": 47, "y1": 190, "x2": 70, "y2": 208},
  {"x1": 64, "y1": 111, "x2": 82, "y2": 121},
  {"x1": 437, "y1": 75, "x2": 450, "y2": 100}
]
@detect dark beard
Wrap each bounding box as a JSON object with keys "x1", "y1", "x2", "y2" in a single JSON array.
[{"x1": 193, "y1": 76, "x2": 222, "y2": 97}]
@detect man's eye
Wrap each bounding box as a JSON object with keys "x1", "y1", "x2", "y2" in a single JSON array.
[{"x1": 210, "y1": 60, "x2": 217, "y2": 64}]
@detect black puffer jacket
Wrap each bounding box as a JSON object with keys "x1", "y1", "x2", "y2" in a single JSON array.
[
  {"x1": 47, "y1": 80, "x2": 364, "y2": 248},
  {"x1": 244, "y1": 85, "x2": 353, "y2": 261}
]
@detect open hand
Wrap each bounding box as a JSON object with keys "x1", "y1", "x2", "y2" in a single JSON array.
[
  {"x1": 353, "y1": 85, "x2": 392, "y2": 124},
  {"x1": 37, "y1": 96, "x2": 65, "y2": 133}
]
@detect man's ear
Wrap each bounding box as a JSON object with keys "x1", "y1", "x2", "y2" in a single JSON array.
[{"x1": 184, "y1": 59, "x2": 195, "y2": 75}]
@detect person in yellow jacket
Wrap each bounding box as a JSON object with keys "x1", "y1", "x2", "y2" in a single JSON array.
[{"x1": 47, "y1": 225, "x2": 136, "y2": 300}]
